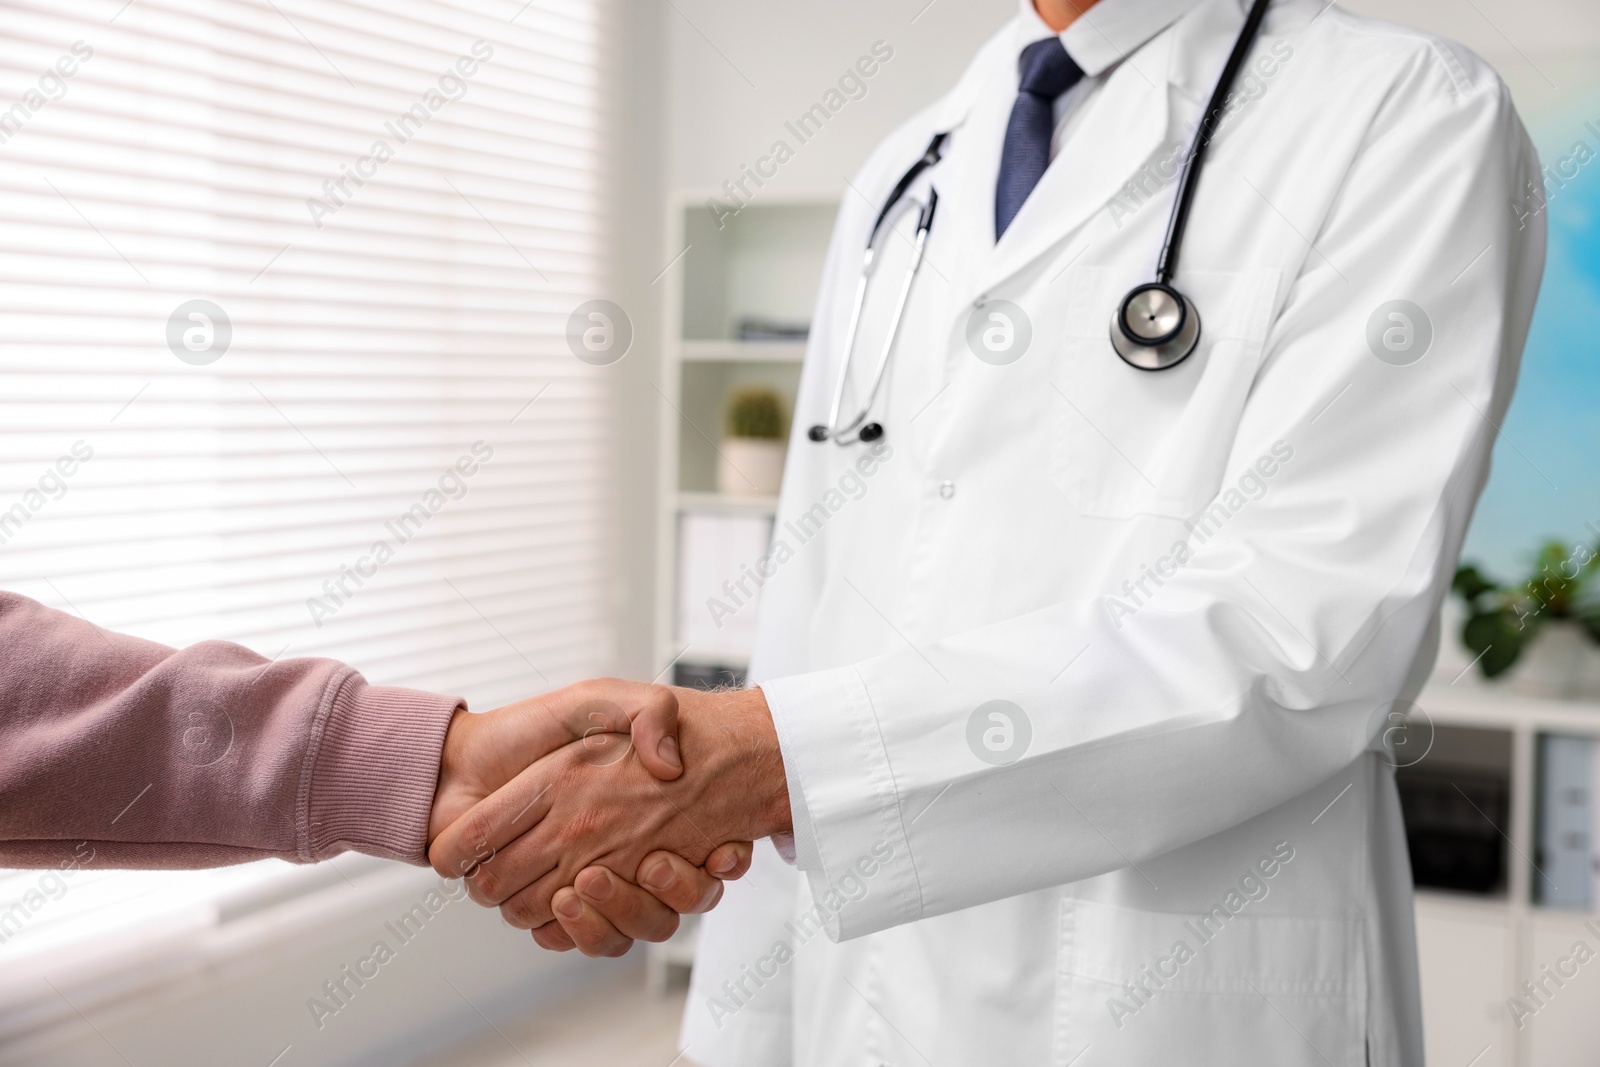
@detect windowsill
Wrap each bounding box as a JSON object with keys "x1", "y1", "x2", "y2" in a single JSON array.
[{"x1": 0, "y1": 855, "x2": 441, "y2": 1048}]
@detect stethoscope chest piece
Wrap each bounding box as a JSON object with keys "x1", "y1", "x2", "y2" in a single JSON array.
[{"x1": 1110, "y1": 282, "x2": 1201, "y2": 371}]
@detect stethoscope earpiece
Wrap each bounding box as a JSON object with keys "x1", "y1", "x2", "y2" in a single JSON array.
[
  {"x1": 808, "y1": 421, "x2": 886, "y2": 446},
  {"x1": 1110, "y1": 282, "x2": 1201, "y2": 371},
  {"x1": 812, "y1": 164, "x2": 944, "y2": 447}
]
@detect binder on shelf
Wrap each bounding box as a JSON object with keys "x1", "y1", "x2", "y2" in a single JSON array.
[
  {"x1": 736, "y1": 317, "x2": 810, "y2": 342},
  {"x1": 1536, "y1": 733, "x2": 1599, "y2": 910},
  {"x1": 676, "y1": 511, "x2": 773, "y2": 657}
]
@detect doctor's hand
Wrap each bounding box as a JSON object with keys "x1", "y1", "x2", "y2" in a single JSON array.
[
  {"x1": 531, "y1": 840, "x2": 755, "y2": 957},
  {"x1": 428, "y1": 684, "x2": 789, "y2": 952}
]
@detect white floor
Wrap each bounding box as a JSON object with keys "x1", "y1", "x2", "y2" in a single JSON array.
[{"x1": 416, "y1": 966, "x2": 691, "y2": 1067}]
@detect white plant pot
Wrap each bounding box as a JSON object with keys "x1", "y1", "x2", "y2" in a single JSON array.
[
  {"x1": 1507, "y1": 619, "x2": 1600, "y2": 700},
  {"x1": 718, "y1": 437, "x2": 785, "y2": 497}
]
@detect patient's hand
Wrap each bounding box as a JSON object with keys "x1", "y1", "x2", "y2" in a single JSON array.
[
  {"x1": 428, "y1": 677, "x2": 684, "y2": 851},
  {"x1": 429, "y1": 683, "x2": 787, "y2": 955}
]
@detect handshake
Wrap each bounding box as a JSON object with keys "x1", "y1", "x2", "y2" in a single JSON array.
[{"x1": 424, "y1": 678, "x2": 792, "y2": 957}]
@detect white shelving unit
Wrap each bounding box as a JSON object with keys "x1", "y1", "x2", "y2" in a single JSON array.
[
  {"x1": 675, "y1": 490, "x2": 781, "y2": 515},
  {"x1": 1409, "y1": 679, "x2": 1600, "y2": 1067},
  {"x1": 651, "y1": 192, "x2": 836, "y2": 688},
  {"x1": 680, "y1": 340, "x2": 809, "y2": 364},
  {"x1": 645, "y1": 190, "x2": 837, "y2": 991}
]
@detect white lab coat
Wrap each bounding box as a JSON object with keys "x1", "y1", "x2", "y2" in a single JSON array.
[{"x1": 683, "y1": 1, "x2": 1545, "y2": 1064}]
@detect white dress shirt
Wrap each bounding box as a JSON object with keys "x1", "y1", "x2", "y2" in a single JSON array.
[{"x1": 1015, "y1": 0, "x2": 1202, "y2": 161}]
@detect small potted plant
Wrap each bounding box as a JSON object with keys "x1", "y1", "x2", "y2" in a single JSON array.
[
  {"x1": 1452, "y1": 538, "x2": 1600, "y2": 699},
  {"x1": 718, "y1": 385, "x2": 788, "y2": 497}
]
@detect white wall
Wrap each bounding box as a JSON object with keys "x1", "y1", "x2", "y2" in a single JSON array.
[
  {"x1": 664, "y1": 0, "x2": 1015, "y2": 199},
  {"x1": 611, "y1": 0, "x2": 675, "y2": 679},
  {"x1": 662, "y1": 0, "x2": 1600, "y2": 206},
  {"x1": 1344, "y1": 0, "x2": 1600, "y2": 55}
]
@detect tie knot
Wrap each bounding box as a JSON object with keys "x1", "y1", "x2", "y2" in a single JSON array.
[{"x1": 1017, "y1": 37, "x2": 1081, "y2": 99}]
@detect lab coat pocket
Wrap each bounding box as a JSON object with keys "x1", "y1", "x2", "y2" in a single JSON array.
[
  {"x1": 1056, "y1": 897, "x2": 1367, "y2": 1067},
  {"x1": 1048, "y1": 267, "x2": 1280, "y2": 520}
]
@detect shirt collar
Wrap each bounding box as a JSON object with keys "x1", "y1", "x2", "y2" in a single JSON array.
[{"x1": 1014, "y1": 0, "x2": 1202, "y2": 78}]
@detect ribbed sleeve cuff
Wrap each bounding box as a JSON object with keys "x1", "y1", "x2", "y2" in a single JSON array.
[
  {"x1": 760, "y1": 664, "x2": 923, "y2": 941},
  {"x1": 305, "y1": 677, "x2": 462, "y2": 864}
]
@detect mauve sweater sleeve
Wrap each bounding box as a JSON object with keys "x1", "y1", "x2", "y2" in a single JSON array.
[{"x1": 0, "y1": 591, "x2": 462, "y2": 870}]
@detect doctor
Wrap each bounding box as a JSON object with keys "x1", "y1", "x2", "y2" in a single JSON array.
[
  {"x1": 432, "y1": 0, "x2": 1545, "y2": 1061},
  {"x1": 680, "y1": 0, "x2": 1543, "y2": 1063}
]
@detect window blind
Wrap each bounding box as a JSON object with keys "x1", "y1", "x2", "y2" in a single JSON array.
[{"x1": 0, "y1": 0, "x2": 622, "y2": 1011}]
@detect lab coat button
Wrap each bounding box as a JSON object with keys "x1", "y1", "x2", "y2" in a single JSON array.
[{"x1": 939, "y1": 481, "x2": 955, "y2": 499}]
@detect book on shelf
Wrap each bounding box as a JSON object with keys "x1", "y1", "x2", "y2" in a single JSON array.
[
  {"x1": 676, "y1": 511, "x2": 772, "y2": 656},
  {"x1": 1537, "y1": 734, "x2": 1600, "y2": 910},
  {"x1": 736, "y1": 317, "x2": 809, "y2": 342}
]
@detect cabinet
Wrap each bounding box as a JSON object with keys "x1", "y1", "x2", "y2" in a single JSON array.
[
  {"x1": 1415, "y1": 896, "x2": 1516, "y2": 1067},
  {"x1": 1412, "y1": 684, "x2": 1600, "y2": 1067}
]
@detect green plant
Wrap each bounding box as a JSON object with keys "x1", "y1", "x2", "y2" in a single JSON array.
[
  {"x1": 724, "y1": 386, "x2": 787, "y2": 441},
  {"x1": 1452, "y1": 538, "x2": 1600, "y2": 678}
]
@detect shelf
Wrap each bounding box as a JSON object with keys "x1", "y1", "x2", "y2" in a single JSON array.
[
  {"x1": 1415, "y1": 888, "x2": 1517, "y2": 914},
  {"x1": 681, "y1": 339, "x2": 806, "y2": 363},
  {"x1": 1419, "y1": 682, "x2": 1600, "y2": 734},
  {"x1": 659, "y1": 641, "x2": 751, "y2": 671},
  {"x1": 1418, "y1": 886, "x2": 1600, "y2": 921},
  {"x1": 678, "y1": 200, "x2": 835, "y2": 343},
  {"x1": 677, "y1": 490, "x2": 779, "y2": 515},
  {"x1": 656, "y1": 195, "x2": 828, "y2": 693}
]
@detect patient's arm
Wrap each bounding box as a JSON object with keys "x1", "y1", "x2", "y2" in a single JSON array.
[
  {"x1": 0, "y1": 589, "x2": 463, "y2": 869},
  {"x1": 0, "y1": 592, "x2": 707, "y2": 876}
]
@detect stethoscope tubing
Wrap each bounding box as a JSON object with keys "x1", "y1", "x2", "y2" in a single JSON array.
[
  {"x1": 820, "y1": 194, "x2": 938, "y2": 446},
  {"x1": 1155, "y1": 0, "x2": 1274, "y2": 285},
  {"x1": 813, "y1": 0, "x2": 1273, "y2": 441},
  {"x1": 821, "y1": 253, "x2": 878, "y2": 444}
]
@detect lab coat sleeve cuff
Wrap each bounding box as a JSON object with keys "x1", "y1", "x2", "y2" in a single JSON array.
[{"x1": 759, "y1": 664, "x2": 923, "y2": 940}]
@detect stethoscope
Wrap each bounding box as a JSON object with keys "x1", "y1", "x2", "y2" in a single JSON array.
[
  {"x1": 807, "y1": 135, "x2": 947, "y2": 446},
  {"x1": 811, "y1": 0, "x2": 1273, "y2": 446}
]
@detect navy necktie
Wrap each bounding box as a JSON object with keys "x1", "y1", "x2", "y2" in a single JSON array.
[{"x1": 995, "y1": 37, "x2": 1083, "y2": 240}]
